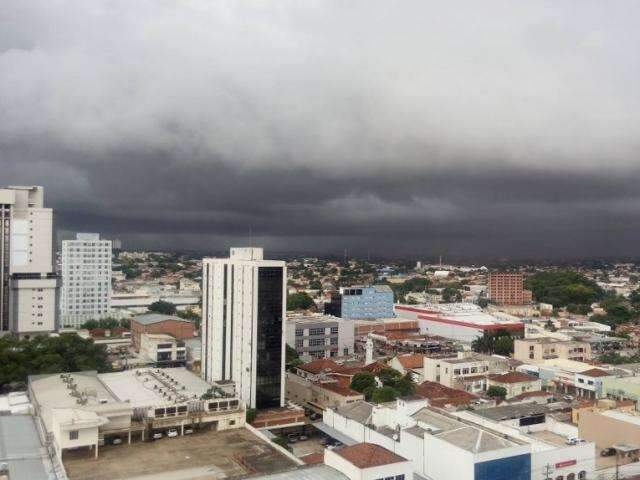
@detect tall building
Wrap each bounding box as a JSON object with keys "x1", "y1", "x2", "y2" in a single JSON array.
[
  {"x1": 325, "y1": 285, "x2": 395, "y2": 319},
  {"x1": 488, "y1": 272, "x2": 532, "y2": 305},
  {"x1": 0, "y1": 186, "x2": 59, "y2": 334},
  {"x1": 60, "y1": 233, "x2": 112, "y2": 327},
  {"x1": 201, "y1": 248, "x2": 286, "y2": 409}
]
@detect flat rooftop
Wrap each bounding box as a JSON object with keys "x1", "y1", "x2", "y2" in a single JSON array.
[
  {"x1": 0, "y1": 415, "x2": 50, "y2": 480},
  {"x1": 287, "y1": 314, "x2": 342, "y2": 324},
  {"x1": 99, "y1": 367, "x2": 215, "y2": 408},
  {"x1": 473, "y1": 402, "x2": 570, "y2": 422},
  {"x1": 63, "y1": 427, "x2": 298, "y2": 480}
]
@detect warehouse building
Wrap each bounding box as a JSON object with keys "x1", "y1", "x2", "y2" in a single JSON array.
[
  {"x1": 395, "y1": 303, "x2": 524, "y2": 342},
  {"x1": 28, "y1": 367, "x2": 244, "y2": 461}
]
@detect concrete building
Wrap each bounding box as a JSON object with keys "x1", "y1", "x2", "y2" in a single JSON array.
[
  {"x1": 325, "y1": 285, "x2": 394, "y2": 319},
  {"x1": 286, "y1": 370, "x2": 364, "y2": 412},
  {"x1": 0, "y1": 186, "x2": 59, "y2": 334},
  {"x1": 202, "y1": 247, "x2": 286, "y2": 409},
  {"x1": 578, "y1": 409, "x2": 640, "y2": 452},
  {"x1": 60, "y1": 233, "x2": 112, "y2": 327},
  {"x1": 286, "y1": 313, "x2": 354, "y2": 361},
  {"x1": 488, "y1": 272, "x2": 532, "y2": 305},
  {"x1": 388, "y1": 353, "x2": 426, "y2": 383},
  {"x1": 130, "y1": 313, "x2": 195, "y2": 351},
  {"x1": 324, "y1": 443, "x2": 413, "y2": 480},
  {"x1": 28, "y1": 368, "x2": 244, "y2": 461},
  {"x1": 395, "y1": 304, "x2": 524, "y2": 343},
  {"x1": 423, "y1": 354, "x2": 492, "y2": 394},
  {"x1": 0, "y1": 415, "x2": 51, "y2": 480},
  {"x1": 487, "y1": 372, "x2": 542, "y2": 399},
  {"x1": 139, "y1": 333, "x2": 187, "y2": 365},
  {"x1": 514, "y1": 338, "x2": 591, "y2": 363}
]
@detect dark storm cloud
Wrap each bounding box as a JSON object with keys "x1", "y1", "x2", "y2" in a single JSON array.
[{"x1": 2, "y1": 0, "x2": 640, "y2": 258}]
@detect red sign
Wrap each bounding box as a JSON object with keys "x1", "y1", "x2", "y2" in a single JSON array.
[{"x1": 555, "y1": 460, "x2": 577, "y2": 469}]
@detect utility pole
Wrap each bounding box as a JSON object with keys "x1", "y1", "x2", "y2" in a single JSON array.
[{"x1": 542, "y1": 463, "x2": 553, "y2": 480}]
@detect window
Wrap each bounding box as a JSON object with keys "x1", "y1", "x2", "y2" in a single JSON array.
[
  {"x1": 395, "y1": 476, "x2": 405, "y2": 480},
  {"x1": 309, "y1": 328, "x2": 325, "y2": 336},
  {"x1": 567, "y1": 474, "x2": 575, "y2": 480},
  {"x1": 69, "y1": 430, "x2": 79, "y2": 440},
  {"x1": 578, "y1": 472, "x2": 586, "y2": 480},
  {"x1": 330, "y1": 326, "x2": 339, "y2": 334},
  {"x1": 295, "y1": 329, "x2": 303, "y2": 337},
  {"x1": 295, "y1": 339, "x2": 303, "y2": 348},
  {"x1": 555, "y1": 476, "x2": 563, "y2": 480}
]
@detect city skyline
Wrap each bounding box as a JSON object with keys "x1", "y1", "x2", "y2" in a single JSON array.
[{"x1": 3, "y1": 1, "x2": 640, "y2": 259}]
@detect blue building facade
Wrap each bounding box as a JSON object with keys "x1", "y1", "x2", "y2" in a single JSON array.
[
  {"x1": 474, "y1": 453, "x2": 531, "y2": 480},
  {"x1": 325, "y1": 285, "x2": 395, "y2": 319}
]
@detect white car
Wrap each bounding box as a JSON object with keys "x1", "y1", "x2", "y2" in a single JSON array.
[
  {"x1": 112, "y1": 438, "x2": 123, "y2": 445},
  {"x1": 184, "y1": 428, "x2": 194, "y2": 435},
  {"x1": 152, "y1": 432, "x2": 163, "y2": 440},
  {"x1": 167, "y1": 428, "x2": 179, "y2": 438}
]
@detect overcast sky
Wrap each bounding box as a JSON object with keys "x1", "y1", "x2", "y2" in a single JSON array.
[{"x1": 2, "y1": 1, "x2": 640, "y2": 260}]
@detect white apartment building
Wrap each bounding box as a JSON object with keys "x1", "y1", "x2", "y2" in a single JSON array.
[
  {"x1": 0, "y1": 186, "x2": 59, "y2": 334},
  {"x1": 60, "y1": 233, "x2": 112, "y2": 327},
  {"x1": 139, "y1": 333, "x2": 187, "y2": 364},
  {"x1": 202, "y1": 247, "x2": 286, "y2": 409},
  {"x1": 286, "y1": 313, "x2": 355, "y2": 361},
  {"x1": 423, "y1": 353, "x2": 492, "y2": 394}
]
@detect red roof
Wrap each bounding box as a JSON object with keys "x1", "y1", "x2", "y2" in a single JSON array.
[
  {"x1": 488, "y1": 372, "x2": 539, "y2": 384},
  {"x1": 301, "y1": 453, "x2": 324, "y2": 465},
  {"x1": 580, "y1": 368, "x2": 611, "y2": 377},
  {"x1": 298, "y1": 359, "x2": 342, "y2": 374},
  {"x1": 415, "y1": 381, "x2": 478, "y2": 407},
  {"x1": 334, "y1": 443, "x2": 407, "y2": 469},
  {"x1": 317, "y1": 381, "x2": 363, "y2": 397},
  {"x1": 394, "y1": 354, "x2": 425, "y2": 369}
]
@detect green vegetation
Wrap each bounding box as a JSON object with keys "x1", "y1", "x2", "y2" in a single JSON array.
[
  {"x1": 350, "y1": 372, "x2": 377, "y2": 393},
  {"x1": 471, "y1": 330, "x2": 515, "y2": 356},
  {"x1": 350, "y1": 369, "x2": 415, "y2": 403},
  {"x1": 148, "y1": 300, "x2": 177, "y2": 315},
  {"x1": 371, "y1": 386, "x2": 398, "y2": 403},
  {"x1": 592, "y1": 294, "x2": 638, "y2": 329},
  {"x1": 287, "y1": 292, "x2": 315, "y2": 311},
  {"x1": 599, "y1": 351, "x2": 640, "y2": 365},
  {"x1": 525, "y1": 271, "x2": 603, "y2": 307},
  {"x1": 80, "y1": 318, "x2": 130, "y2": 330},
  {"x1": 246, "y1": 407, "x2": 257, "y2": 424},
  {"x1": 442, "y1": 286, "x2": 462, "y2": 303},
  {"x1": 0, "y1": 335, "x2": 111, "y2": 391},
  {"x1": 285, "y1": 345, "x2": 302, "y2": 369},
  {"x1": 386, "y1": 277, "x2": 431, "y2": 302},
  {"x1": 487, "y1": 386, "x2": 507, "y2": 399}
]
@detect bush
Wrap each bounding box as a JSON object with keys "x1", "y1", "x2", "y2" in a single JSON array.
[
  {"x1": 487, "y1": 386, "x2": 507, "y2": 399},
  {"x1": 148, "y1": 301, "x2": 177, "y2": 315},
  {"x1": 371, "y1": 386, "x2": 398, "y2": 403},
  {"x1": 350, "y1": 372, "x2": 376, "y2": 393}
]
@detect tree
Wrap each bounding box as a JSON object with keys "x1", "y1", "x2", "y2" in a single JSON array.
[
  {"x1": 287, "y1": 292, "x2": 315, "y2": 311},
  {"x1": 246, "y1": 407, "x2": 257, "y2": 424},
  {"x1": 393, "y1": 375, "x2": 416, "y2": 397},
  {"x1": 377, "y1": 368, "x2": 402, "y2": 387},
  {"x1": 148, "y1": 300, "x2": 177, "y2": 315},
  {"x1": 0, "y1": 334, "x2": 111, "y2": 391},
  {"x1": 309, "y1": 280, "x2": 322, "y2": 291},
  {"x1": 477, "y1": 297, "x2": 490, "y2": 308},
  {"x1": 350, "y1": 372, "x2": 377, "y2": 393},
  {"x1": 442, "y1": 287, "x2": 462, "y2": 303},
  {"x1": 525, "y1": 271, "x2": 604, "y2": 308},
  {"x1": 487, "y1": 386, "x2": 507, "y2": 399},
  {"x1": 494, "y1": 336, "x2": 514, "y2": 356},
  {"x1": 371, "y1": 386, "x2": 398, "y2": 403}
]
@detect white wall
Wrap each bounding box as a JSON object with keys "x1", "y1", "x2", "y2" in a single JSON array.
[
  {"x1": 424, "y1": 434, "x2": 475, "y2": 480},
  {"x1": 531, "y1": 443, "x2": 594, "y2": 480}
]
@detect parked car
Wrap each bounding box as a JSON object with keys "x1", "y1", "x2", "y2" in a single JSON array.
[
  {"x1": 601, "y1": 448, "x2": 617, "y2": 457},
  {"x1": 112, "y1": 438, "x2": 123, "y2": 445},
  {"x1": 299, "y1": 435, "x2": 308, "y2": 441},
  {"x1": 287, "y1": 434, "x2": 298, "y2": 443},
  {"x1": 152, "y1": 432, "x2": 163, "y2": 440},
  {"x1": 167, "y1": 428, "x2": 179, "y2": 438},
  {"x1": 184, "y1": 427, "x2": 194, "y2": 435}
]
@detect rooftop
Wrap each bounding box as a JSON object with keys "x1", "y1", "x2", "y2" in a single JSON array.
[
  {"x1": 434, "y1": 426, "x2": 519, "y2": 453},
  {"x1": 334, "y1": 401, "x2": 374, "y2": 424},
  {"x1": 580, "y1": 368, "x2": 612, "y2": 377},
  {"x1": 488, "y1": 372, "x2": 540, "y2": 384},
  {"x1": 287, "y1": 314, "x2": 342, "y2": 324},
  {"x1": 394, "y1": 353, "x2": 425, "y2": 369},
  {"x1": 333, "y1": 443, "x2": 407, "y2": 469},
  {"x1": 0, "y1": 416, "x2": 49, "y2": 480},
  {"x1": 415, "y1": 381, "x2": 478, "y2": 408},
  {"x1": 298, "y1": 359, "x2": 343, "y2": 375},
  {"x1": 132, "y1": 313, "x2": 192, "y2": 325},
  {"x1": 473, "y1": 402, "x2": 570, "y2": 422}
]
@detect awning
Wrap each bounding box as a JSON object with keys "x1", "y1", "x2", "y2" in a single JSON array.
[{"x1": 312, "y1": 422, "x2": 359, "y2": 446}]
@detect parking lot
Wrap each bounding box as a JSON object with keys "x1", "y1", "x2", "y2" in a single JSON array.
[{"x1": 63, "y1": 428, "x2": 298, "y2": 480}]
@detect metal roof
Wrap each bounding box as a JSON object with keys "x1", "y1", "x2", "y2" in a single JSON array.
[
  {"x1": 0, "y1": 415, "x2": 49, "y2": 480},
  {"x1": 132, "y1": 313, "x2": 192, "y2": 325}
]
